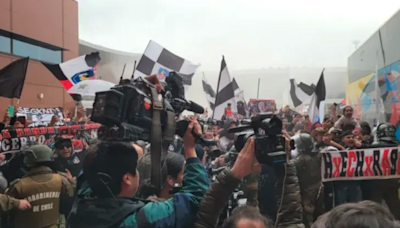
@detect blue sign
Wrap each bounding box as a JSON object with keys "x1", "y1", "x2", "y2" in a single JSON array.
[
  {"x1": 158, "y1": 67, "x2": 170, "y2": 77},
  {"x1": 71, "y1": 69, "x2": 95, "y2": 84}
]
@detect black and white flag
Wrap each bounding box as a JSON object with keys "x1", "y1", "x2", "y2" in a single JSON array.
[
  {"x1": 213, "y1": 56, "x2": 237, "y2": 120},
  {"x1": 202, "y1": 73, "x2": 216, "y2": 110},
  {"x1": 289, "y1": 79, "x2": 316, "y2": 107},
  {"x1": 134, "y1": 40, "x2": 200, "y2": 91},
  {"x1": 232, "y1": 78, "x2": 246, "y2": 103},
  {"x1": 308, "y1": 70, "x2": 326, "y2": 123}
]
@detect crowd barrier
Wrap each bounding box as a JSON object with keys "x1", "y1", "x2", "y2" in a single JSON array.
[
  {"x1": 322, "y1": 147, "x2": 400, "y2": 181},
  {"x1": 0, "y1": 124, "x2": 100, "y2": 154}
]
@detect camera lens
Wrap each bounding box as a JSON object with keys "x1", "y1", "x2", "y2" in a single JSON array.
[
  {"x1": 261, "y1": 115, "x2": 282, "y2": 135},
  {"x1": 234, "y1": 132, "x2": 254, "y2": 152}
]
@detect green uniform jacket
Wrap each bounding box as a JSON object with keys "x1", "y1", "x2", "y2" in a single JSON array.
[
  {"x1": 0, "y1": 194, "x2": 21, "y2": 214},
  {"x1": 6, "y1": 166, "x2": 76, "y2": 228}
]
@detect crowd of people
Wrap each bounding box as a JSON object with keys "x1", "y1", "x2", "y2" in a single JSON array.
[{"x1": 0, "y1": 78, "x2": 399, "y2": 228}]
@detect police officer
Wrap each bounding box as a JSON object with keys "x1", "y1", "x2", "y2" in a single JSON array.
[
  {"x1": 292, "y1": 133, "x2": 323, "y2": 227},
  {"x1": 366, "y1": 123, "x2": 400, "y2": 219},
  {"x1": 5, "y1": 145, "x2": 75, "y2": 228},
  {"x1": 0, "y1": 194, "x2": 31, "y2": 213}
]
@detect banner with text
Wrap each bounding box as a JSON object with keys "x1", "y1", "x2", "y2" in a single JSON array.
[
  {"x1": 321, "y1": 147, "x2": 400, "y2": 182},
  {"x1": 247, "y1": 99, "x2": 276, "y2": 117},
  {"x1": 0, "y1": 124, "x2": 100, "y2": 154},
  {"x1": 17, "y1": 107, "x2": 65, "y2": 126}
]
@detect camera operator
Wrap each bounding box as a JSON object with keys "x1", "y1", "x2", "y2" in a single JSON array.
[
  {"x1": 194, "y1": 138, "x2": 267, "y2": 228},
  {"x1": 224, "y1": 146, "x2": 261, "y2": 208},
  {"x1": 67, "y1": 117, "x2": 210, "y2": 228}
]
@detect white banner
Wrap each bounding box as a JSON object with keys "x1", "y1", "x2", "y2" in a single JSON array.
[
  {"x1": 17, "y1": 107, "x2": 64, "y2": 126},
  {"x1": 321, "y1": 147, "x2": 400, "y2": 182}
]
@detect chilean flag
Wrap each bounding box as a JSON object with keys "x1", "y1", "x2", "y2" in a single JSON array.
[{"x1": 42, "y1": 52, "x2": 101, "y2": 91}]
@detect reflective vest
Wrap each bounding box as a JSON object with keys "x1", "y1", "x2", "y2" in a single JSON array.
[{"x1": 13, "y1": 174, "x2": 62, "y2": 228}]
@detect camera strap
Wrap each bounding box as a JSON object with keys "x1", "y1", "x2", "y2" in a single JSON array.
[{"x1": 149, "y1": 86, "x2": 165, "y2": 190}]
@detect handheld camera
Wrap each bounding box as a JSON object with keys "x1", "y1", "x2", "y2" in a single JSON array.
[{"x1": 228, "y1": 113, "x2": 286, "y2": 166}]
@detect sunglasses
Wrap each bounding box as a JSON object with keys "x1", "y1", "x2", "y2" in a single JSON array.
[{"x1": 55, "y1": 141, "x2": 72, "y2": 150}]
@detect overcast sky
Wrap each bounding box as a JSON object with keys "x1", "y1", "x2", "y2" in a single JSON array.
[
  {"x1": 79, "y1": 0, "x2": 400, "y2": 71},
  {"x1": 78, "y1": 1, "x2": 400, "y2": 108}
]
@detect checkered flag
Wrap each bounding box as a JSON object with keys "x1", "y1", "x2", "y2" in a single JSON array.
[{"x1": 134, "y1": 40, "x2": 200, "y2": 91}]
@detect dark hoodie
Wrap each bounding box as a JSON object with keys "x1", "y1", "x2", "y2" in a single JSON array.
[
  {"x1": 68, "y1": 178, "x2": 147, "y2": 228},
  {"x1": 69, "y1": 197, "x2": 146, "y2": 228}
]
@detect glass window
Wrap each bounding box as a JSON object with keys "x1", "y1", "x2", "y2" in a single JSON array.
[
  {"x1": 0, "y1": 36, "x2": 10, "y2": 53},
  {"x1": 12, "y1": 40, "x2": 61, "y2": 64}
]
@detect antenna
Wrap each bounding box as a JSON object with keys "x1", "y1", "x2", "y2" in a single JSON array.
[
  {"x1": 120, "y1": 63, "x2": 126, "y2": 83},
  {"x1": 131, "y1": 61, "x2": 137, "y2": 79},
  {"x1": 351, "y1": 40, "x2": 361, "y2": 50}
]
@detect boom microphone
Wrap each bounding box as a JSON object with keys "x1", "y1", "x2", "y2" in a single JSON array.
[{"x1": 185, "y1": 100, "x2": 204, "y2": 114}]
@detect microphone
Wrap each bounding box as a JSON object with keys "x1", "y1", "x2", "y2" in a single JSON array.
[{"x1": 185, "y1": 100, "x2": 204, "y2": 114}]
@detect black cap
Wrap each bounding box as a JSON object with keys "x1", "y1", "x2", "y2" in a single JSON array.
[{"x1": 340, "y1": 131, "x2": 354, "y2": 140}]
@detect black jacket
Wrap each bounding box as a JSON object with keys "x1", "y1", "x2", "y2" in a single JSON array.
[
  {"x1": 53, "y1": 151, "x2": 86, "y2": 178},
  {"x1": 194, "y1": 168, "x2": 241, "y2": 228}
]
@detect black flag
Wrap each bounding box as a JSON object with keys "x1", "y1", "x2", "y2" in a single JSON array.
[{"x1": 0, "y1": 57, "x2": 29, "y2": 99}]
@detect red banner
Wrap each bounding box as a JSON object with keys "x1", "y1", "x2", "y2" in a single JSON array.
[{"x1": 0, "y1": 124, "x2": 100, "y2": 153}]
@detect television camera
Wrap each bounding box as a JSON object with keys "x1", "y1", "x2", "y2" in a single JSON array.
[
  {"x1": 90, "y1": 72, "x2": 205, "y2": 141},
  {"x1": 228, "y1": 113, "x2": 286, "y2": 166}
]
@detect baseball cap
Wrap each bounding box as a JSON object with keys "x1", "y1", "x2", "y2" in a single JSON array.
[{"x1": 311, "y1": 127, "x2": 327, "y2": 137}]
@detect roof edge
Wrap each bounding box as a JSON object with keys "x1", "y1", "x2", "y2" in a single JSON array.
[
  {"x1": 79, "y1": 39, "x2": 141, "y2": 57},
  {"x1": 348, "y1": 7, "x2": 400, "y2": 58}
]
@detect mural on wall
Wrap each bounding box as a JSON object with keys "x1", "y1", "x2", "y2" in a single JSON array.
[{"x1": 346, "y1": 59, "x2": 400, "y2": 127}]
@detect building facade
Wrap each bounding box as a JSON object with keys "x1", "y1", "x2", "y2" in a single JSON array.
[
  {"x1": 347, "y1": 8, "x2": 400, "y2": 126},
  {"x1": 0, "y1": 0, "x2": 79, "y2": 115}
]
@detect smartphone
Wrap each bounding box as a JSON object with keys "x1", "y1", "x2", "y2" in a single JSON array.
[
  {"x1": 76, "y1": 101, "x2": 83, "y2": 108},
  {"x1": 7, "y1": 106, "x2": 14, "y2": 117}
]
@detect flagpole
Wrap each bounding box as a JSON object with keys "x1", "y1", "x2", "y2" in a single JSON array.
[
  {"x1": 257, "y1": 78, "x2": 260, "y2": 99},
  {"x1": 212, "y1": 55, "x2": 224, "y2": 120},
  {"x1": 374, "y1": 52, "x2": 379, "y2": 127},
  {"x1": 377, "y1": 30, "x2": 387, "y2": 125}
]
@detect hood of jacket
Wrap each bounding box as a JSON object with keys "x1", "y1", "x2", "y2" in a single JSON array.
[{"x1": 68, "y1": 197, "x2": 146, "y2": 228}]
